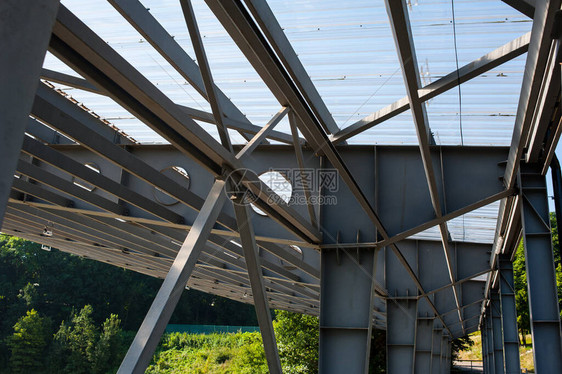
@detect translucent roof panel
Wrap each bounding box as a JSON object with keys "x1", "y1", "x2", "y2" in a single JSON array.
[
  {"x1": 41, "y1": 0, "x2": 533, "y2": 146},
  {"x1": 267, "y1": 0, "x2": 408, "y2": 128},
  {"x1": 409, "y1": 201, "x2": 500, "y2": 244}
]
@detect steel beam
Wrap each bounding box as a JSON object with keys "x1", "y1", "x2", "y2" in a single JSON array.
[
  {"x1": 40, "y1": 68, "x2": 102, "y2": 94},
  {"x1": 498, "y1": 255, "x2": 521, "y2": 374},
  {"x1": 0, "y1": 0, "x2": 60, "y2": 226},
  {"x1": 439, "y1": 335, "x2": 449, "y2": 374},
  {"x1": 242, "y1": 0, "x2": 342, "y2": 137},
  {"x1": 430, "y1": 326, "x2": 442, "y2": 374},
  {"x1": 491, "y1": 291, "x2": 505, "y2": 374},
  {"x1": 236, "y1": 107, "x2": 289, "y2": 160},
  {"x1": 232, "y1": 196, "x2": 282, "y2": 374},
  {"x1": 179, "y1": 0, "x2": 232, "y2": 152},
  {"x1": 108, "y1": 0, "x2": 259, "y2": 142},
  {"x1": 332, "y1": 32, "x2": 531, "y2": 143},
  {"x1": 414, "y1": 318, "x2": 433, "y2": 374},
  {"x1": 387, "y1": 299, "x2": 417, "y2": 374},
  {"x1": 50, "y1": 4, "x2": 320, "y2": 243},
  {"x1": 289, "y1": 112, "x2": 318, "y2": 229},
  {"x1": 486, "y1": 310, "x2": 496, "y2": 374},
  {"x1": 502, "y1": 0, "x2": 536, "y2": 18},
  {"x1": 117, "y1": 180, "x2": 228, "y2": 373},
  {"x1": 319, "y1": 248, "x2": 377, "y2": 374},
  {"x1": 504, "y1": 0, "x2": 560, "y2": 189},
  {"x1": 203, "y1": 0, "x2": 387, "y2": 236},
  {"x1": 386, "y1": 241, "x2": 418, "y2": 374},
  {"x1": 481, "y1": 324, "x2": 488, "y2": 374},
  {"x1": 39, "y1": 69, "x2": 295, "y2": 144},
  {"x1": 519, "y1": 165, "x2": 562, "y2": 373},
  {"x1": 384, "y1": 0, "x2": 463, "y2": 334},
  {"x1": 525, "y1": 40, "x2": 560, "y2": 163}
]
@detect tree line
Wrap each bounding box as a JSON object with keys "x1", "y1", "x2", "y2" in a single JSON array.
[
  {"x1": 1, "y1": 211, "x2": 561, "y2": 372},
  {"x1": 0, "y1": 234, "x2": 257, "y2": 372}
]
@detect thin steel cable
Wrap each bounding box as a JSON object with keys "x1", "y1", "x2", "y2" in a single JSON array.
[
  {"x1": 341, "y1": 65, "x2": 402, "y2": 128},
  {"x1": 451, "y1": 0, "x2": 464, "y2": 146}
]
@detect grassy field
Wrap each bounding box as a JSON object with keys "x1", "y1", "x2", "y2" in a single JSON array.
[
  {"x1": 145, "y1": 332, "x2": 268, "y2": 374},
  {"x1": 457, "y1": 333, "x2": 534, "y2": 372}
]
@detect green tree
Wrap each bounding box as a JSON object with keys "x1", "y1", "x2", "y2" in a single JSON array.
[
  {"x1": 273, "y1": 310, "x2": 319, "y2": 374},
  {"x1": 513, "y1": 240, "x2": 530, "y2": 344},
  {"x1": 513, "y1": 212, "x2": 562, "y2": 345},
  {"x1": 0, "y1": 233, "x2": 257, "y2": 336},
  {"x1": 7, "y1": 309, "x2": 52, "y2": 373},
  {"x1": 92, "y1": 313, "x2": 123, "y2": 374},
  {"x1": 52, "y1": 305, "x2": 98, "y2": 374}
]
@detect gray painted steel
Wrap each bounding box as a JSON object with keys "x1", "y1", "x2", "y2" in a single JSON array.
[
  {"x1": 481, "y1": 323, "x2": 488, "y2": 374},
  {"x1": 486, "y1": 312, "x2": 495, "y2": 374},
  {"x1": 519, "y1": 165, "x2": 562, "y2": 374},
  {"x1": 1, "y1": 1, "x2": 562, "y2": 373},
  {"x1": 319, "y1": 248, "x2": 377, "y2": 374},
  {"x1": 117, "y1": 181, "x2": 228, "y2": 374},
  {"x1": 414, "y1": 318, "x2": 433, "y2": 373},
  {"x1": 430, "y1": 326, "x2": 442, "y2": 374},
  {"x1": 499, "y1": 255, "x2": 521, "y2": 374},
  {"x1": 0, "y1": 0, "x2": 60, "y2": 226},
  {"x1": 491, "y1": 292, "x2": 505, "y2": 373},
  {"x1": 232, "y1": 198, "x2": 282, "y2": 374}
]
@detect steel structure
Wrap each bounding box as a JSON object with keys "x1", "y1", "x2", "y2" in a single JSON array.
[{"x1": 1, "y1": 0, "x2": 561, "y2": 373}]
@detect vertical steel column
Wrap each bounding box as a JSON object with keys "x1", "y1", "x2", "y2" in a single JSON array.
[
  {"x1": 319, "y1": 248, "x2": 376, "y2": 374},
  {"x1": 232, "y1": 199, "x2": 282, "y2": 374},
  {"x1": 118, "y1": 180, "x2": 228, "y2": 374},
  {"x1": 485, "y1": 308, "x2": 495, "y2": 374},
  {"x1": 440, "y1": 335, "x2": 448, "y2": 374},
  {"x1": 519, "y1": 166, "x2": 562, "y2": 373},
  {"x1": 0, "y1": 0, "x2": 60, "y2": 226},
  {"x1": 386, "y1": 243, "x2": 418, "y2": 374},
  {"x1": 481, "y1": 322, "x2": 489, "y2": 373},
  {"x1": 387, "y1": 299, "x2": 418, "y2": 374},
  {"x1": 446, "y1": 340, "x2": 452, "y2": 373},
  {"x1": 491, "y1": 291, "x2": 505, "y2": 373},
  {"x1": 430, "y1": 326, "x2": 442, "y2": 374},
  {"x1": 498, "y1": 255, "x2": 521, "y2": 374},
  {"x1": 414, "y1": 317, "x2": 434, "y2": 373}
]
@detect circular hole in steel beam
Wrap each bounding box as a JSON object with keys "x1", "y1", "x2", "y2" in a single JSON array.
[
  {"x1": 152, "y1": 166, "x2": 190, "y2": 206},
  {"x1": 251, "y1": 171, "x2": 292, "y2": 216}
]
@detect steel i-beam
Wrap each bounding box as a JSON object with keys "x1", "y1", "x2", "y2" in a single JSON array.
[
  {"x1": 117, "y1": 180, "x2": 228, "y2": 374},
  {"x1": 319, "y1": 248, "x2": 377, "y2": 374},
  {"x1": 486, "y1": 310, "x2": 496, "y2": 374},
  {"x1": 387, "y1": 299, "x2": 418, "y2": 374},
  {"x1": 231, "y1": 194, "x2": 282, "y2": 374},
  {"x1": 499, "y1": 255, "x2": 521, "y2": 374},
  {"x1": 519, "y1": 165, "x2": 562, "y2": 373},
  {"x1": 491, "y1": 291, "x2": 505, "y2": 374},
  {"x1": 430, "y1": 326, "x2": 442, "y2": 374},
  {"x1": 480, "y1": 322, "x2": 488, "y2": 374},
  {"x1": 0, "y1": 0, "x2": 60, "y2": 225},
  {"x1": 414, "y1": 317, "x2": 434, "y2": 373}
]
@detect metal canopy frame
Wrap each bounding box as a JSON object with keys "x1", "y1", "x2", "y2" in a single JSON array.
[{"x1": 1, "y1": 0, "x2": 561, "y2": 373}]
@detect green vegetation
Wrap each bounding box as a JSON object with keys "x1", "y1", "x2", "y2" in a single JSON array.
[
  {"x1": 457, "y1": 332, "x2": 534, "y2": 372},
  {"x1": 273, "y1": 310, "x2": 319, "y2": 373},
  {"x1": 7, "y1": 309, "x2": 51, "y2": 373},
  {"x1": 2, "y1": 212, "x2": 561, "y2": 373},
  {"x1": 146, "y1": 332, "x2": 267, "y2": 374},
  {"x1": 0, "y1": 234, "x2": 257, "y2": 372},
  {"x1": 513, "y1": 213, "x2": 562, "y2": 345},
  {"x1": 455, "y1": 212, "x2": 562, "y2": 370}
]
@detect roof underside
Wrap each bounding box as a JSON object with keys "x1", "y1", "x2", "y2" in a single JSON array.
[{"x1": 4, "y1": 0, "x2": 561, "y2": 339}]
